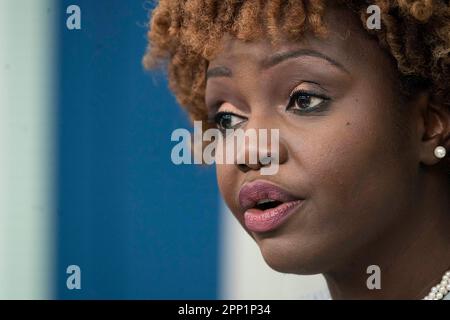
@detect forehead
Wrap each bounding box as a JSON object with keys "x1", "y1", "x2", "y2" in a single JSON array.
[{"x1": 207, "y1": 5, "x2": 379, "y2": 71}]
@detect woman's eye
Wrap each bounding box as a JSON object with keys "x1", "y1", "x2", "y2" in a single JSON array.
[
  {"x1": 214, "y1": 112, "x2": 246, "y2": 130},
  {"x1": 287, "y1": 90, "x2": 330, "y2": 113}
]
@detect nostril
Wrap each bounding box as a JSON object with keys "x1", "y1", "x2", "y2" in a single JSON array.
[{"x1": 237, "y1": 163, "x2": 251, "y2": 172}]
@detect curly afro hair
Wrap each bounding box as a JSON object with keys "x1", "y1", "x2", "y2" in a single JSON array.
[{"x1": 143, "y1": 0, "x2": 450, "y2": 126}]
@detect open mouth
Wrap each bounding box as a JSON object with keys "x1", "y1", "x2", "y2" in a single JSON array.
[
  {"x1": 254, "y1": 199, "x2": 284, "y2": 211},
  {"x1": 238, "y1": 180, "x2": 305, "y2": 233}
]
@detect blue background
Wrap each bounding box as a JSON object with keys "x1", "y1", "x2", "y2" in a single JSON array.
[{"x1": 56, "y1": 0, "x2": 219, "y2": 299}]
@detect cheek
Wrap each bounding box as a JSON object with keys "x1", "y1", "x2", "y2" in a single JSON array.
[
  {"x1": 289, "y1": 93, "x2": 412, "y2": 219},
  {"x1": 216, "y1": 163, "x2": 240, "y2": 214}
]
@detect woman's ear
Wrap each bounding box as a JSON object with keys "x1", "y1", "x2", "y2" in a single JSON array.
[{"x1": 418, "y1": 93, "x2": 450, "y2": 166}]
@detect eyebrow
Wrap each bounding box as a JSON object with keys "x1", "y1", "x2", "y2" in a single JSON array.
[
  {"x1": 206, "y1": 48, "x2": 349, "y2": 80},
  {"x1": 206, "y1": 66, "x2": 233, "y2": 79},
  {"x1": 261, "y1": 49, "x2": 349, "y2": 73}
]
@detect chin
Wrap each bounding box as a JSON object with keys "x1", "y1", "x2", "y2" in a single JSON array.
[{"x1": 256, "y1": 235, "x2": 334, "y2": 275}]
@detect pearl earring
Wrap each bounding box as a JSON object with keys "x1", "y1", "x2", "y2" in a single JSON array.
[{"x1": 434, "y1": 146, "x2": 447, "y2": 159}]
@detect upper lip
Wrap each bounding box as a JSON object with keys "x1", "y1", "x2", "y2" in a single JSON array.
[{"x1": 238, "y1": 180, "x2": 303, "y2": 211}]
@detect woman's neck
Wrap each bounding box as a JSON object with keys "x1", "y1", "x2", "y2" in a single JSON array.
[{"x1": 323, "y1": 172, "x2": 450, "y2": 300}]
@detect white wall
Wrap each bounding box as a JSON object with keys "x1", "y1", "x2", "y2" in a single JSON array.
[{"x1": 0, "y1": 0, "x2": 55, "y2": 299}]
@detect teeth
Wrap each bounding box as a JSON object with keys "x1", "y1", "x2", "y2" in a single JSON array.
[{"x1": 256, "y1": 199, "x2": 276, "y2": 205}]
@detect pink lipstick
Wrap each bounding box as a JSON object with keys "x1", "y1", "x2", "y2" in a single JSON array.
[{"x1": 238, "y1": 180, "x2": 304, "y2": 233}]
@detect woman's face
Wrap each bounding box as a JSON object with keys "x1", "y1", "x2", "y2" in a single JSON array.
[{"x1": 205, "y1": 6, "x2": 422, "y2": 274}]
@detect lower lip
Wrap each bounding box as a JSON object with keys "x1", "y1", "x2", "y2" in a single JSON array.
[{"x1": 244, "y1": 200, "x2": 304, "y2": 233}]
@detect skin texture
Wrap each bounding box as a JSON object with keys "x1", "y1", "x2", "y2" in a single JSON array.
[{"x1": 205, "y1": 5, "x2": 450, "y2": 299}]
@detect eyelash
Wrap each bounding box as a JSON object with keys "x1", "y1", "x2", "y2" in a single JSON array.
[
  {"x1": 211, "y1": 111, "x2": 245, "y2": 132},
  {"x1": 287, "y1": 89, "x2": 331, "y2": 114},
  {"x1": 210, "y1": 90, "x2": 331, "y2": 130}
]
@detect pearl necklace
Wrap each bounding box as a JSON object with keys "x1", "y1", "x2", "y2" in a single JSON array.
[{"x1": 423, "y1": 270, "x2": 450, "y2": 300}]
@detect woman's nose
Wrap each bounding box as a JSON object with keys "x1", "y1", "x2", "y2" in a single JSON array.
[{"x1": 235, "y1": 126, "x2": 288, "y2": 174}]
